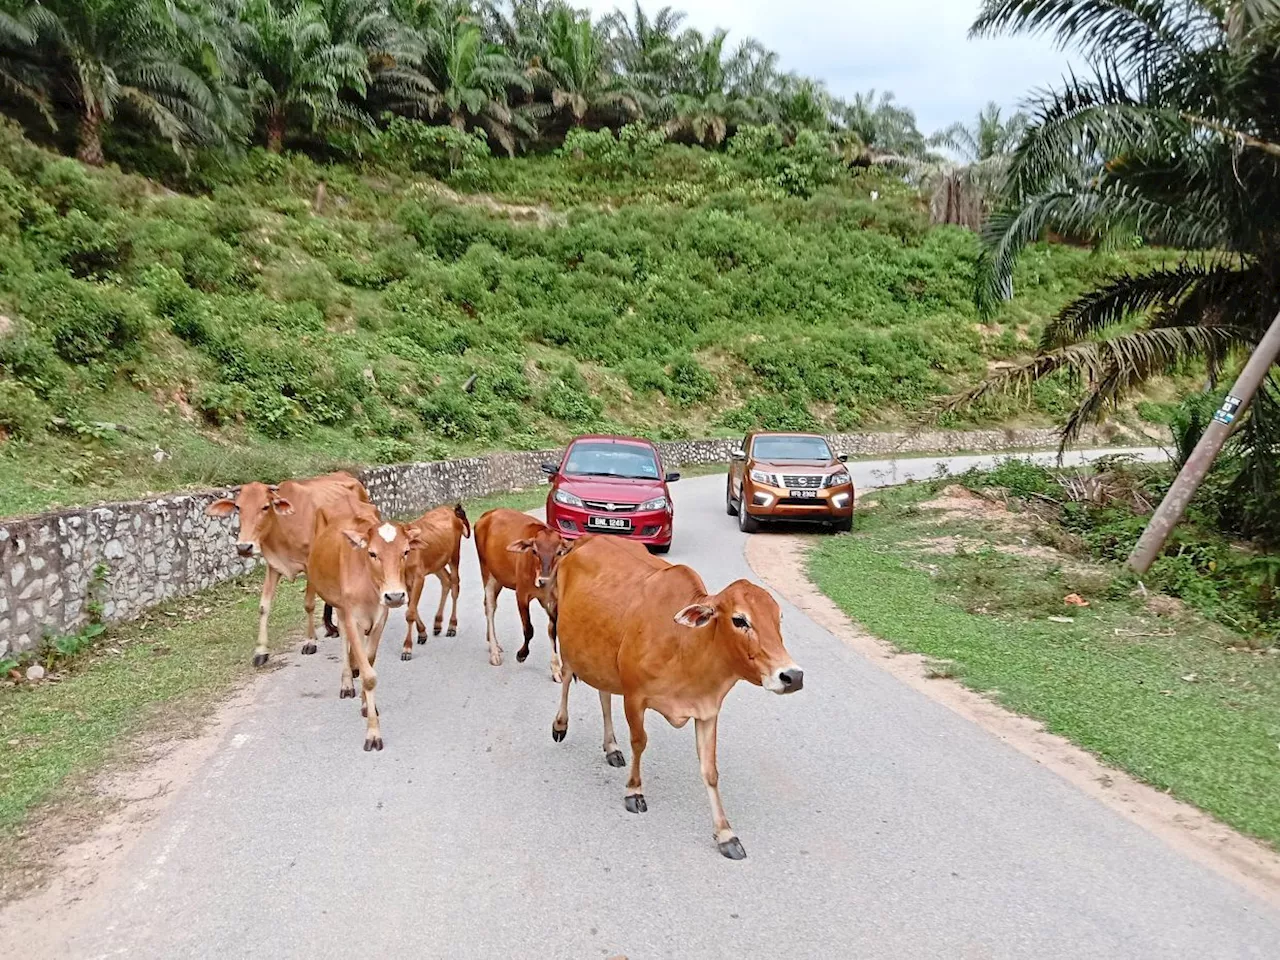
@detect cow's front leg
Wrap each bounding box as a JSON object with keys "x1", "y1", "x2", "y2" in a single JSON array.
[
  {"x1": 346, "y1": 609, "x2": 383, "y2": 751},
  {"x1": 483, "y1": 577, "x2": 504, "y2": 666},
  {"x1": 253, "y1": 566, "x2": 281, "y2": 667},
  {"x1": 338, "y1": 612, "x2": 356, "y2": 699},
  {"x1": 696, "y1": 714, "x2": 743, "y2": 859},
  {"x1": 403, "y1": 572, "x2": 425, "y2": 660},
  {"x1": 515, "y1": 592, "x2": 536, "y2": 664},
  {"x1": 599, "y1": 690, "x2": 624, "y2": 766},
  {"x1": 545, "y1": 604, "x2": 562, "y2": 683},
  {"x1": 301, "y1": 581, "x2": 319, "y2": 655},
  {"x1": 551, "y1": 664, "x2": 572, "y2": 742},
  {"x1": 623, "y1": 696, "x2": 648, "y2": 814}
]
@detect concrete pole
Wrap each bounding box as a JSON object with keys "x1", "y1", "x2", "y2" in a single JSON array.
[{"x1": 1127, "y1": 309, "x2": 1280, "y2": 575}]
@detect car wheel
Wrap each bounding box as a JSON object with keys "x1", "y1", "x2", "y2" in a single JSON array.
[
  {"x1": 725, "y1": 482, "x2": 739, "y2": 516},
  {"x1": 738, "y1": 503, "x2": 760, "y2": 533},
  {"x1": 650, "y1": 543, "x2": 671, "y2": 555},
  {"x1": 832, "y1": 516, "x2": 853, "y2": 533}
]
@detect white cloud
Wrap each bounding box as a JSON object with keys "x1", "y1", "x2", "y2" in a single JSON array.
[{"x1": 581, "y1": 0, "x2": 1078, "y2": 133}]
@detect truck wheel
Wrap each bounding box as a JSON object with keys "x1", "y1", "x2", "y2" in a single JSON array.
[
  {"x1": 832, "y1": 516, "x2": 853, "y2": 533},
  {"x1": 726, "y1": 483, "x2": 739, "y2": 516},
  {"x1": 738, "y1": 505, "x2": 760, "y2": 533}
]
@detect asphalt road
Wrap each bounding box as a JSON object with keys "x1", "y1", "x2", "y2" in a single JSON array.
[{"x1": 40, "y1": 448, "x2": 1280, "y2": 959}]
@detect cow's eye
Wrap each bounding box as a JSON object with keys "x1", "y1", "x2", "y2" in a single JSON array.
[
  {"x1": 732, "y1": 614, "x2": 750, "y2": 630},
  {"x1": 261, "y1": 504, "x2": 270, "y2": 512},
  {"x1": 403, "y1": 549, "x2": 410, "y2": 557},
  {"x1": 368, "y1": 551, "x2": 377, "y2": 560}
]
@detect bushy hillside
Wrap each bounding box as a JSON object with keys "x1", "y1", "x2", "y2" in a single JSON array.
[{"x1": 0, "y1": 122, "x2": 1171, "y2": 516}]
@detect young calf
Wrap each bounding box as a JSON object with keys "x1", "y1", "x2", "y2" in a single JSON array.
[
  {"x1": 552, "y1": 535, "x2": 804, "y2": 860},
  {"x1": 307, "y1": 502, "x2": 423, "y2": 752},
  {"x1": 205, "y1": 471, "x2": 370, "y2": 666},
  {"x1": 400, "y1": 504, "x2": 471, "y2": 660},
  {"x1": 473, "y1": 508, "x2": 567, "y2": 680}
]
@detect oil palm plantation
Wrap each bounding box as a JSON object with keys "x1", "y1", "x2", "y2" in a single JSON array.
[
  {"x1": 601, "y1": 2, "x2": 685, "y2": 98},
  {"x1": 238, "y1": 0, "x2": 372, "y2": 152},
  {"x1": 959, "y1": 1, "x2": 1280, "y2": 446},
  {"x1": 529, "y1": 4, "x2": 639, "y2": 128},
  {"x1": 7, "y1": 0, "x2": 231, "y2": 165},
  {"x1": 928, "y1": 101, "x2": 1027, "y2": 229}
]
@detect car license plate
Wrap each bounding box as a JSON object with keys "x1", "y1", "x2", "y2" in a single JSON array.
[
  {"x1": 587, "y1": 515, "x2": 633, "y2": 532},
  {"x1": 789, "y1": 489, "x2": 818, "y2": 499}
]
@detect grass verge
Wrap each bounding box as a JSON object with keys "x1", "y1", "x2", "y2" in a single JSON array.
[{"x1": 808, "y1": 482, "x2": 1280, "y2": 848}]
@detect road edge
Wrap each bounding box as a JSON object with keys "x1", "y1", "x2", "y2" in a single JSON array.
[{"x1": 744, "y1": 532, "x2": 1280, "y2": 912}]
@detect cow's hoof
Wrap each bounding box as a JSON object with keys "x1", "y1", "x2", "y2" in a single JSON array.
[
  {"x1": 325, "y1": 626, "x2": 340, "y2": 638},
  {"x1": 360, "y1": 704, "x2": 380, "y2": 718},
  {"x1": 400, "y1": 650, "x2": 412, "y2": 661},
  {"x1": 433, "y1": 625, "x2": 442, "y2": 636},
  {"x1": 363, "y1": 736, "x2": 383, "y2": 752},
  {"x1": 339, "y1": 687, "x2": 356, "y2": 699},
  {"x1": 625, "y1": 794, "x2": 647, "y2": 814},
  {"x1": 416, "y1": 635, "x2": 428, "y2": 646},
  {"x1": 516, "y1": 647, "x2": 530, "y2": 663},
  {"x1": 446, "y1": 627, "x2": 457, "y2": 637},
  {"x1": 489, "y1": 653, "x2": 503, "y2": 667},
  {"x1": 301, "y1": 642, "x2": 317, "y2": 655},
  {"x1": 252, "y1": 653, "x2": 269, "y2": 667},
  {"x1": 605, "y1": 750, "x2": 626, "y2": 768},
  {"x1": 551, "y1": 670, "x2": 563, "y2": 684},
  {"x1": 552, "y1": 725, "x2": 567, "y2": 743},
  {"x1": 718, "y1": 838, "x2": 747, "y2": 861}
]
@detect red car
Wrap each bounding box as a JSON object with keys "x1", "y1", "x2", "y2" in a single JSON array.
[{"x1": 543, "y1": 435, "x2": 679, "y2": 553}]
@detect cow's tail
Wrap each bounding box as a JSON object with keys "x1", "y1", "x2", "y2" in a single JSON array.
[{"x1": 454, "y1": 503, "x2": 472, "y2": 538}]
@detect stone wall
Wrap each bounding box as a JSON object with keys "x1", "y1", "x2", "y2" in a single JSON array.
[{"x1": 0, "y1": 424, "x2": 1128, "y2": 657}]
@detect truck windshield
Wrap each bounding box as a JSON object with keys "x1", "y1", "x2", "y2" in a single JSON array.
[
  {"x1": 752, "y1": 436, "x2": 832, "y2": 460},
  {"x1": 563, "y1": 442, "x2": 660, "y2": 479}
]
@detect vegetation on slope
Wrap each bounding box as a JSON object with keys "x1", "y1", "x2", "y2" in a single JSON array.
[{"x1": 0, "y1": 119, "x2": 1174, "y2": 516}]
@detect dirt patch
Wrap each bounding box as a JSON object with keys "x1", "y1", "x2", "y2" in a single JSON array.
[
  {"x1": 411, "y1": 181, "x2": 567, "y2": 228},
  {"x1": 915, "y1": 534, "x2": 1064, "y2": 563},
  {"x1": 746, "y1": 533, "x2": 1280, "y2": 910},
  {"x1": 919, "y1": 484, "x2": 1020, "y2": 524},
  {"x1": 0, "y1": 675, "x2": 272, "y2": 957}
]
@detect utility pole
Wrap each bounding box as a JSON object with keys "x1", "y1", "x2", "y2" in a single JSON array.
[{"x1": 1127, "y1": 309, "x2": 1280, "y2": 575}]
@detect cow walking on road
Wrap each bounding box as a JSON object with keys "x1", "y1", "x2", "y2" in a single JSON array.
[
  {"x1": 551, "y1": 535, "x2": 804, "y2": 859},
  {"x1": 205, "y1": 472, "x2": 370, "y2": 666},
  {"x1": 307, "y1": 501, "x2": 423, "y2": 751},
  {"x1": 401, "y1": 504, "x2": 471, "y2": 660},
  {"x1": 473, "y1": 508, "x2": 567, "y2": 680}
]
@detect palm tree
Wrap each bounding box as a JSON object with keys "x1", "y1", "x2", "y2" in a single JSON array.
[
  {"x1": 0, "y1": 7, "x2": 52, "y2": 124},
  {"x1": 928, "y1": 101, "x2": 1028, "y2": 229},
  {"x1": 238, "y1": 0, "x2": 372, "y2": 153},
  {"x1": 660, "y1": 28, "x2": 748, "y2": 146},
  {"x1": 530, "y1": 4, "x2": 638, "y2": 127},
  {"x1": 956, "y1": 1, "x2": 1280, "y2": 445},
  {"x1": 835, "y1": 89, "x2": 929, "y2": 163},
  {"x1": 602, "y1": 2, "x2": 685, "y2": 97},
  {"x1": 13, "y1": 0, "x2": 230, "y2": 165}
]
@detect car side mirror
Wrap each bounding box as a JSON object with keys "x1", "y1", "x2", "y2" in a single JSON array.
[
  {"x1": 665, "y1": 471, "x2": 681, "y2": 482},
  {"x1": 731, "y1": 449, "x2": 746, "y2": 461},
  {"x1": 540, "y1": 463, "x2": 558, "y2": 476},
  {"x1": 838, "y1": 454, "x2": 848, "y2": 462}
]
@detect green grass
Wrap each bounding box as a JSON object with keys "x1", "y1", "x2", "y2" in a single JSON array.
[{"x1": 808, "y1": 483, "x2": 1280, "y2": 847}]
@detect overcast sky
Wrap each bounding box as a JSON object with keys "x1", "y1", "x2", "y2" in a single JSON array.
[{"x1": 581, "y1": 0, "x2": 1078, "y2": 134}]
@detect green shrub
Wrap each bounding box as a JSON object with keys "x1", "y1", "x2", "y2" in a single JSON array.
[
  {"x1": 620, "y1": 357, "x2": 669, "y2": 394},
  {"x1": 0, "y1": 378, "x2": 48, "y2": 437},
  {"x1": 667, "y1": 355, "x2": 716, "y2": 406},
  {"x1": 21, "y1": 273, "x2": 150, "y2": 363},
  {"x1": 375, "y1": 118, "x2": 489, "y2": 181},
  {"x1": 718, "y1": 391, "x2": 817, "y2": 431}
]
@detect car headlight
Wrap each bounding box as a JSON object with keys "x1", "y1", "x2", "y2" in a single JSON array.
[
  {"x1": 553, "y1": 488, "x2": 584, "y2": 507},
  {"x1": 823, "y1": 469, "x2": 851, "y2": 488},
  {"x1": 638, "y1": 495, "x2": 669, "y2": 512},
  {"x1": 750, "y1": 469, "x2": 779, "y2": 487}
]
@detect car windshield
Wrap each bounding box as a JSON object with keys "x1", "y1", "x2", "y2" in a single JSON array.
[
  {"x1": 752, "y1": 435, "x2": 832, "y2": 461},
  {"x1": 563, "y1": 441, "x2": 660, "y2": 479}
]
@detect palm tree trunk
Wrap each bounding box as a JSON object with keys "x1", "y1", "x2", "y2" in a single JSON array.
[
  {"x1": 76, "y1": 103, "x2": 105, "y2": 167},
  {"x1": 265, "y1": 110, "x2": 286, "y2": 153}
]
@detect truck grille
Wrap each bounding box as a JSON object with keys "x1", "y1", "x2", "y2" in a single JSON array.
[
  {"x1": 782, "y1": 475, "x2": 822, "y2": 489},
  {"x1": 582, "y1": 499, "x2": 638, "y2": 513}
]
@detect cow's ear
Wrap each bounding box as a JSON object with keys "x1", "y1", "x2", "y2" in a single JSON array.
[
  {"x1": 507, "y1": 538, "x2": 534, "y2": 553},
  {"x1": 342, "y1": 529, "x2": 369, "y2": 550},
  {"x1": 408, "y1": 535, "x2": 427, "y2": 551},
  {"x1": 674, "y1": 603, "x2": 717, "y2": 628},
  {"x1": 206, "y1": 499, "x2": 236, "y2": 518},
  {"x1": 271, "y1": 497, "x2": 295, "y2": 516}
]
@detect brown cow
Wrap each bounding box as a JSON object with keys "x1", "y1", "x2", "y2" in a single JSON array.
[
  {"x1": 307, "y1": 504, "x2": 424, "y2": 751},
  {"x1": 400, "y1": 503, "x2": 471, "y2": 660},
  {"x1": 474, "y1": 508, "x2": 567, "y2": 680},
  {"x1": 551, "y1": 535, "x2": 804, "y2": 860},
  {"x1": 206, "y1": 472, "x2": 370, "y2": 666}
]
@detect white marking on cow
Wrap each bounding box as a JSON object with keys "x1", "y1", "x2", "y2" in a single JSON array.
[{"x1": 378, "y1": 523, "x2": 396, "y2": 543}]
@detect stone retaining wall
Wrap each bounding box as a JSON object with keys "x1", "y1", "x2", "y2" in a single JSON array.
[{"x1": 0, "y1": 424, "x2": 1125, "y2": 657}]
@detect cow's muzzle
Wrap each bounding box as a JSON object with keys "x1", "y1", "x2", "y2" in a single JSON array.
[
  {"x1": 765, "y1": 666, "x2": 804, "y2": 694},
  {"x1": 382, "y1": 591, "x2": 407, "y2": 608},
  {"x1": 236, "y1": 543, "x2": 255, "y2": 558}
]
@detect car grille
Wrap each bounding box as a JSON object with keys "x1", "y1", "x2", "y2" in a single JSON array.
[
  {"x1": 782, "y1": 475, "x2": 822, "y2": 489},
  {"x1": 582, "y1": 499, "x2": 638, "y2": 513}
]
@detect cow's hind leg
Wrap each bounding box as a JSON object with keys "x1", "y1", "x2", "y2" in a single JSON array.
[
  {"x1": 546, "y1": 607, "x2": 562, "y2": 683},
  {"x1": 623, "y1": 696, "x2": 648, "y2": 814},
  {"x1": 600, "y1": 691, "x2": 624, "y2": 767},
  {"x1": 252, "y1": 566, "x2": 281, "y2": 667},
  {"x1": 515, "y1": 593, "x2": 534, "y2": 664},
  {"x1": 301, "y1": 582, "x2": 319, "y2": 655},
  {"x1": 551, "y1": 666, "x2": 572, "y2": 742},
  {"x1": 445, "y1": 562, "x2": 460, "y2": 637},
  {"x1": 696, "y1": 714, "x2": 743, "y2": 860},
  {"x1": 483, "y1": 576, "x2": 504, "y2": 667},
  {"x1": 431, "y1": 570, "x2": 449, "y2": 637}
]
